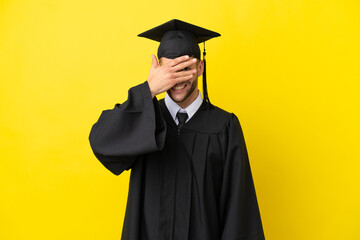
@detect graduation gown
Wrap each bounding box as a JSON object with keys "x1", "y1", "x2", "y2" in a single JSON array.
[{"x1": 89, "y1": 81, "x2": 265, "y2": 240}]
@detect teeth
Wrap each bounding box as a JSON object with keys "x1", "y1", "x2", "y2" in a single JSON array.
[{"x1": 173, "y1": 84, "x2": 186, "y2": 90}]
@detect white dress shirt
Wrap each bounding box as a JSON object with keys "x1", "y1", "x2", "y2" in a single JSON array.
[{"x1": 164, "y1": 90, "x2": 203, "y2": 125}]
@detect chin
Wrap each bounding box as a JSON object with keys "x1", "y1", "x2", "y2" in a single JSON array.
[{"x1": 169, "y1": 93, "x2": 188, "y2": 103}]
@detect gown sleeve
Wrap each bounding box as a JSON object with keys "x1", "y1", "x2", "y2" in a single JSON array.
[
  {"x1": 88, "y1": 81, "x2": 167, "y2": 175},
  {"x1": 219, "y1": 113, "x2": 265, "y2": 240}
]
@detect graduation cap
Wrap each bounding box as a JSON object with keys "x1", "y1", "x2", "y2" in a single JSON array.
[{"x1": 138, "y1": 19, "x2": 221, "y2": 106}]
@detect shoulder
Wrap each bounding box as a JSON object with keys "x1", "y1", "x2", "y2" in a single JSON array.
[
  {"x1": 206, "y1": 103, "x2": 233, "y2": 122},
  {"x1": 187, "y1": 101, "x2": 239, "y2": 134}
]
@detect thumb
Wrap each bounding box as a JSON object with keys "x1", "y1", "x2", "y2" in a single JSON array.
[{"x1": 151, "y1": 54, "x2": 159, "y2": 68}]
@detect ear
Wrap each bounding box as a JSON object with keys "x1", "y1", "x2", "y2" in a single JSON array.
[{"x1": 197, "y1": 59, "x2": 204, "y2": 77}]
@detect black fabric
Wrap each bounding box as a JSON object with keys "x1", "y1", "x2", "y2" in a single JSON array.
[
  {"x1": 89, "y1": 81, "x2": 265, "y2": 240},
  {"x1": 137, "y1": 19, "x2": 220, "y2": 59},
  {"x1": 158, "y1": 30, "x2": 201, "y2": 59},
  {"x1": 137, "y1": 19, "x2": 221, "y2": 43},
  {"x1": 176, "y1": 112, "x2": 188, "y2": 130}
]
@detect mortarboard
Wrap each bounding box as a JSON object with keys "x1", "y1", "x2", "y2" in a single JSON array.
[{"x1": 138, "y1": 19, "x2": 221, "y2": 105}]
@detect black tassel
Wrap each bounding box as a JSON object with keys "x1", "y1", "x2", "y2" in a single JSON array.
[{"x1": 202, "y1": 42, "x2": 212, "y2": 109}]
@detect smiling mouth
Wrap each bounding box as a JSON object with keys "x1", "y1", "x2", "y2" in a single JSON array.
[{"x1": 172, "y1": 82, "x2": 189, "y2": 91}]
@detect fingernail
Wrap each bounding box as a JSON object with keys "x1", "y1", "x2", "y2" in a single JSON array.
[
  {"x1": 185, "y1": 55, "x2": 189, "y2": 59},
  {"x1": 193, "y1": 58, "x2": 197, "y2": 62}
]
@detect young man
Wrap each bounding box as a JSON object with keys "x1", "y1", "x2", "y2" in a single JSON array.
[{"x1": 89, "y1": 19, "x2": 265, "y2": 240}]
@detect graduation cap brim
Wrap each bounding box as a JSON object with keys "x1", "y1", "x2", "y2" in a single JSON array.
[{"x1": 137, "y1": 19, "x2": 220, "y2": 43}]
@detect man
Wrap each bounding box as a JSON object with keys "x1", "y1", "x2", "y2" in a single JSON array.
[{"x1": 89, "y1": 19, "x2": 265, "y2": 240}]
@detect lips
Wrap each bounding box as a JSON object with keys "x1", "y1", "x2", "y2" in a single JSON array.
[
  {"x1": 172, "y1": 83, "x2": 187, "y2": 90},
  {"x1": 172, "y1": 81, "x2": 190, "y2": 92}
]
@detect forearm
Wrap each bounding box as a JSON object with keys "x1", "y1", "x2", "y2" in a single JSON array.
[{"x1": 88, "y1": 81, "x2": 166, "y2": 174}]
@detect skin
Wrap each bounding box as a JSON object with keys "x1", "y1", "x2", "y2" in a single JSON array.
[{"x1": 147, "y1": 54, "x2": 204, "y2": 109}]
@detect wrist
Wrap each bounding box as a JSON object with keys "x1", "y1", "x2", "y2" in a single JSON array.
[{"x1": 146, "y1": 80, "x2": 156, "y2": 99}]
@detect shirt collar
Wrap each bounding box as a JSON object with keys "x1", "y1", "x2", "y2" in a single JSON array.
[{"x1": 164, "y1": 90, "x2": 203, "y2": 124}]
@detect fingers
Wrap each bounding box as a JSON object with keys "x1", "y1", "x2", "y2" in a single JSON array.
[
  {"x1": 173, "y1": 69, "x2": 196, "y2": 84},
  {"x1": 172, "y1": 58, "x2": 197, "y2": 72},
  {"x1": 167, "y1": 55, "x2": 191, "y2": 67},
  {"x1": 162, "y1": 55, "x2": 197, "y2": 73},
  {"x1": 172, "y1": 69, "x2": 197, "y2": 78},
  {"x1": 151, "y1": 54, "x2": 159, "y2": 68},
  {"x1": 173, "y1": 74, "x2": 194, "y2": 83}
]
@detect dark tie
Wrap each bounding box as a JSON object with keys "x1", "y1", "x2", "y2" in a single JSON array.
[{"x1": 176, "y1": 111, "x2": 188, "y2": 130}]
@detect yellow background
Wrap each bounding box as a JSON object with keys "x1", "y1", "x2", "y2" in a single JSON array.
[{"x1": 1, "y1": 0, "x2": 359, "y2": 239}]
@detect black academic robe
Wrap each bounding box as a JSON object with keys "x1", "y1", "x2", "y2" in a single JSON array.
[{"x1": 89, "y1": 81, "x2": 265, "y2": 240}]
